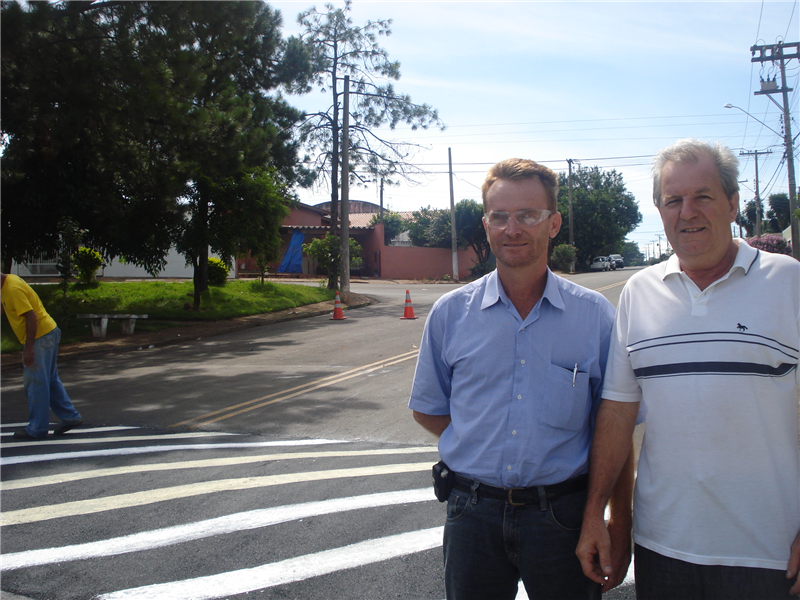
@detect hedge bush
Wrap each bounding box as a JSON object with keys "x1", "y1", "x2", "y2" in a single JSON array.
[
  {"x1": 551, "y1": 244, "x2": 577, "y2": 272},
  {"x1": 207, "y1": 257, "x2": 230, "y2": 286},
  {"x1": 72, "y1": 247, "x2": 104, "y2": 284},
  {"x1": 747, "y1": 234, "x2": 793, "y2": 257}
]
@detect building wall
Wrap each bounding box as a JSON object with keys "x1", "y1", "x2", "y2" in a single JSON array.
[
  {"x1": 353, "y1": 223, "x2": 479, "y2": 280},
  {"x1": 360, "y1": 224, "x2": 385, "y2": 278},
  {"x1": 380, "y1": 246, "x2": 478, "y2": 280},
  {"x1": 11, "y1": 247, "x2": 234, "y2": 279},
  {"x1": 285, "y1": 205, "x2": 327, "y2": 227}
]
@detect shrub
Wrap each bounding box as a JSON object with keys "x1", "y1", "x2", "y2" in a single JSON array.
[
  {"x1": 207, "y1": 257, "x2": 231, "y2": 286},
  {"x1": 747, "y1": 234, "x2": 793, "y2": 257},
  {"x1": 550, "y1": 244, "x2": 577, "y2": 272},
  {"x1": 469, "y1": 260, "x2": 492, "y2": 278},
  {"x1": 72, "y1": 247, "x2": 104, "y2": 284}
]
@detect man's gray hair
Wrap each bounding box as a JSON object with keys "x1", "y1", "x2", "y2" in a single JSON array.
[{"x1": 652, "y1": 138, "x2": 739, "y2": 207}]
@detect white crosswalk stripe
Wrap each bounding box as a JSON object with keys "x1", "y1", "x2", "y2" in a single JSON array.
[
  {"x1": 1, "y1": 427, "x2": 446, "y2": 599},
  {"x1": 96, "y1": 527, "x2": 446, "y2": 600},
  {"x1": 1, "y1": 427, "x2": 633, "y2": 599},
  {"x1": 2, "y1": 489, "x2": 434, "y2": 570}
]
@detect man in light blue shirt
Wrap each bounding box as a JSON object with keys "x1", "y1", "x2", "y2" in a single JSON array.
[{"x1": 409, "y1": 158, "x2": 634, "y2": 600}]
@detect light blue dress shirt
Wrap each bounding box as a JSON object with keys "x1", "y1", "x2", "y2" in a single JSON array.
[{"x1": 409, "y1": 269, "x2": 615, "y2": 488}]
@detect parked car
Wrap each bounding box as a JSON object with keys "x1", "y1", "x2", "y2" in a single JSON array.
[
  {"x1": 590, "y1": 256, "x2": 611, "y2": 271},
  {"x1": 608, "y1": 254, "x2": 624, "y2": 269}
]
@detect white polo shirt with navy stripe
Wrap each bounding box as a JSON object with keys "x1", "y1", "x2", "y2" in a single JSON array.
[{"x1": 603, "y1": 239, "x2": 800, "y2": 570}]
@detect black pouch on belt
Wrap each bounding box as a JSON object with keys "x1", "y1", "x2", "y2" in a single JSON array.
[{"x1": 432, "y1": 460, "x2": 454, "y2": 502}]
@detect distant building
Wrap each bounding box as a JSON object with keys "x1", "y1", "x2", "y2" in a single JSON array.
[{"x1": 12, "y1": 200, "x2": 478, "y2": 281}]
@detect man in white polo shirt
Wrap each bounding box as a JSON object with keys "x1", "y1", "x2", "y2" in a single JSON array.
[{"x1": 576, "y1": 138, "x2": 800, "y2": 599}]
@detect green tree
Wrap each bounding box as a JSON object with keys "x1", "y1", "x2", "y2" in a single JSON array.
[
  {"x1": 56, "y1": 218, "x2": 85, "y2": 300},
  {"x1": 736, "y1": 199, "x2": 765, "y2": 238},
  {"x1": 551, "y1": 244, "x2": 577, "y2": 272},
  {"x1": 454, "y1": 199, "x2": 491, "y2": 275},
  {"x1": 369, "y1": 211, "x2": 407, "y2": 244},
  {"x1": 296, "y1": 0, "x2": 443, "y2": 289},
  {"x1": 1, "y1": 1, "x2": 185, "y2": 274},
  {"x1": 404, "y1": 200, "x2": 491, "y2": 275},
  {"x1": 620, "y1": 240, "x2": 645, "y2": 266},
  {"x1": 1, "y1": 1, "x2": 309, "y2": 310},
  {"x1": 553, "y1": 166, "x2": 642, "y2": 268},
  {"x1": 151, "y1": 2, "x2": 308, "y2": 309},
  {"x1": 72, "y1": 247, "x2": 104, "y2": 284},
  {"x1": 767, "y1": 193, "x2": 791, "y2": 233},
  {"x1": 406, "y1": 207, "x2": 451, "y2": 248},
  {"x1": 302, "y1": 233, "x2": 363, "y2": 275}
]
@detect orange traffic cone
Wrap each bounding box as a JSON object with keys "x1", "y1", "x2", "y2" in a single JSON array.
[
  {"x1": 330, "y1": 291, "x2": 347, "y2": 320},
  {"x1": 400, "y1": 289, "x2": 418, "y2": 320}
]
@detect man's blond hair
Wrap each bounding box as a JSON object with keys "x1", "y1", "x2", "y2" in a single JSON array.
[{"x1": 481, "y1": 158, "x2": 559, "y2": 211}]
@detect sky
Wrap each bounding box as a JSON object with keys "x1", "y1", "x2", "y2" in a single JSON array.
[{"x1": 269, "y1": 0, "x2": 799, "y2": 256}]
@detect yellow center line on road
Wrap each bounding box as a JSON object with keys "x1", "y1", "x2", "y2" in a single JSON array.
[
  {"x1": 595, "y1": 280, "x2": 629, "y2": 292},
  {"x1": 0, "y1": 462, "x2": 433, "y2": 526},
  {"x1": 170, "y1": 349, "x2": 420, "y2": 429}
]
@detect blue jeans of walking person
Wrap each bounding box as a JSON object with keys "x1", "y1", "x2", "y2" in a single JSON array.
[
  {"x1": 444, "y1": 484, "x2": 600, "y2": 600},
  {"x1": 22, "y1": 328, "x2": 81, "y2": 438}
]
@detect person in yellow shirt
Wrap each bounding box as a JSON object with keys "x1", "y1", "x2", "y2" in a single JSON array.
[{"x1": 1, "y1": 273, "x2": 82, "y2": 440}]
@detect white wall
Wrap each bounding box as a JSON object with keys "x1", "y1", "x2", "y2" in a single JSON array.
[{"x1": 12, "y1": 247, "x2": 236, "y2": 279}]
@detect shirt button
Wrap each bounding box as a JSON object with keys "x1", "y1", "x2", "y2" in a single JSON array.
[
  {"x1": 512, "y1": 430, "x2": 517, "y2": 436},
  {"x1": 507, "y1": 465, "x2": 512, "y2": 471},
  {"x1": 520, "y1": 359, "x2": 526, "y2": 365},
  {"x1": 517, "y1": 394, "x2": 522, "y2": 400}
]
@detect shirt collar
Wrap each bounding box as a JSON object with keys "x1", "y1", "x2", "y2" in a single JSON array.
[
  {"x1": 481, "y1": 268, "x2": 566, "y2": 312},
  {"x1": 662, "y1": 238, "x2": 757, "y2": 281},
  {"x1": 731, "y1": 238, "x2": 758, "y2": 274}
]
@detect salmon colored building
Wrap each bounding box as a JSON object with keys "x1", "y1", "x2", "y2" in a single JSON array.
[{"x1": 237, "y1": 201, "x2": 479, "y2": 281}]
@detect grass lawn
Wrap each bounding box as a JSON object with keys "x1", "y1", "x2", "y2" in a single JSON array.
[{"x1": 1, "y1": 279, "x2": 334, "y2": 353}]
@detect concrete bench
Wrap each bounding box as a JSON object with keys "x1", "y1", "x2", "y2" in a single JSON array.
[{"x1": 76, "y1": 314, "x2": 148, "y2": 339}]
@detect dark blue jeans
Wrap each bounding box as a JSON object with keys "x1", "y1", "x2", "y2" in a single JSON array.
[
  {"x1": 635, "y1": 544, "x2": 795, "y2": 600},
  {"x1": 443, "y1": 484, "x2": 600, "y2": 600}
]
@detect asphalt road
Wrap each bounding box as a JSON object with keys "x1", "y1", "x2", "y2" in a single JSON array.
[{"x1": 1, "y1": 268, "x2": 639, "y2": 600}]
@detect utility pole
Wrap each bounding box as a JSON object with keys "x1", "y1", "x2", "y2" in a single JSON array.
[
  {"x1": 739, "y1": 149, "x2": 772, "y2": 237},
  {"x1": 567, "y1": 159, "x2": 575, "y2": 273},
  {"x1": 448, "y1": 148, "x2": 459, "y2": 282},
  {"x1": 379, "y1": 178, "x2": 384, "y2": 224},
  {"x1": 340, "y1": 76, "x2": 350, "y2": 298},
  {"x1": 750, "y1": 41, "x2": 799, "y2": 259}
]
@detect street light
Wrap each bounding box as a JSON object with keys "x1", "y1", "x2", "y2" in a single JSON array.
[{"x1": 723, "y1": 103, "x2": 783, "y2": 137}]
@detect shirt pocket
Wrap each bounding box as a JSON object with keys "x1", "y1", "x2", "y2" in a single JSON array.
[{"x1": 538, "y1": 363, "x2": 591, "y2": 432}]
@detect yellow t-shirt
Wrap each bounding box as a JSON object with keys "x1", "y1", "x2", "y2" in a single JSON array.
[{"x1": 1, "y1": 274, "x2": 57, "y2": 344}]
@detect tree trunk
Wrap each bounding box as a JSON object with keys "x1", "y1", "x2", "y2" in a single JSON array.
[{"x1": 192, "y1": 197, "x2": 210, "y2": 310}]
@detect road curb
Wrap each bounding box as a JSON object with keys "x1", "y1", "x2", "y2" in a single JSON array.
[{"x1": 0, "y1": 296, "x2": 373, "y2": 372}]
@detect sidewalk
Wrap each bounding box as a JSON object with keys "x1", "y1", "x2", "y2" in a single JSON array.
[{"x1": 0, "y1": 292, "x2": 372, "y2": 371}]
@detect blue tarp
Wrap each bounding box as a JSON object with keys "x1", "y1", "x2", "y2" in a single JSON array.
[{"x1": 277, "y1": 230, "x2": 305, "y2": 273}]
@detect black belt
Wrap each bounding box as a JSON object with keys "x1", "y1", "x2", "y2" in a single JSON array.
[{"x1": 452, "y1": 473, "x2": 588, "y2": 506}]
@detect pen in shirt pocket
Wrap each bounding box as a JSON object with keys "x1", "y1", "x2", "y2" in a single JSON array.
[{"x1": 572, "y1": 363, "x2": 578, "y2": 387}]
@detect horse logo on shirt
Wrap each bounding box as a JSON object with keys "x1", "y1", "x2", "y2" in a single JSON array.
[{"x1": 737, "y1": 323, "x2": 748, "y2": 332}]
